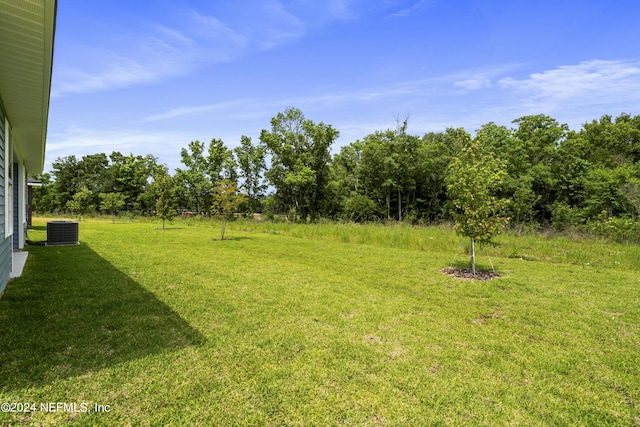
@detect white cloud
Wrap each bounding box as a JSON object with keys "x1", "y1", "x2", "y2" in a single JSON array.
[
  {"x1": 453, "y1": 77, "x2": 492, "y2": 90},
  {"x1": 499, "y1": 59, "x2": 640, "y2": 100}
]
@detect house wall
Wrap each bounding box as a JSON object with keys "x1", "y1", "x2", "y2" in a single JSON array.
[
  {"x1": 0, "y1": 100, "x2": 11, "y2": 295},
  {"x1": 12, "y1": 161, "x2": 20, "y2": 249}
]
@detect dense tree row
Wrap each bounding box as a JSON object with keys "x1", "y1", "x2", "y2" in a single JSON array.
[
  {"x1": 326, "y1": 112, "x2": 640, "y2": 228},
  {"x1": 33, "y1": 152, "x2": 165, "y2": 216},
  {"x1": 32, "y1": 108, "x2": 640, "y2": 233}
]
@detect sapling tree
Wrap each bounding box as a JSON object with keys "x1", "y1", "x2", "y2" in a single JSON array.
[
  {"x1": 65, "y1": 186, "x2": 94, "y2": 220},
  {"x1": 447, "y1": 136, "x2": 510, "y2": 276},
  {"x1": 154, "y1": 174, "x2": 178, "y2": 229},
  {"x1": 211, "y1": 179, "x2": 247, "y2": 240}
]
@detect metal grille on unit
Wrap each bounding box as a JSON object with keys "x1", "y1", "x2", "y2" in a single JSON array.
[{"x1": 46, "y1": 221, "x2": 79, "y2": 245}]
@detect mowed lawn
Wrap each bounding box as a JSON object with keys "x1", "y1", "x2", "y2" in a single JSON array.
[{"x1": 0, "y1": 218, "x2": 639, "y2": 426}]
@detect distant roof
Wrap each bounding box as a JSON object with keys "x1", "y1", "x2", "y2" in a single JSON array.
[
  {"x1": 0, "y1": 0, "x2": 57, "y2": 174},
  {"x1": 27, "y1": 177, "x2": 42, "y2": 186}
]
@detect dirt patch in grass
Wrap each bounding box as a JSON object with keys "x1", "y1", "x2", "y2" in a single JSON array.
[{"x1": 442, "y1": 267, "x2": 501, "y2": 281}]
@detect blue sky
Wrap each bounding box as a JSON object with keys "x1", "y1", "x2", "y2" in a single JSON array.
[{"x1": 47, "y1": 0, "x2": 640, "y2": 173}]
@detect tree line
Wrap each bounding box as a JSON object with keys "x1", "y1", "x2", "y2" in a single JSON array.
[{"x1": 32, "y1": 108, "x2": 640, "y2": 236}]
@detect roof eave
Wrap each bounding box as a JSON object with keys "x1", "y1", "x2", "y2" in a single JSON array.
[{"x1": 0, "y1": 0, "x2": 57, "y2": 174}]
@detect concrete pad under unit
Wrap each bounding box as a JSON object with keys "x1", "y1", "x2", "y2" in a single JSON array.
[{"x1": 10, "y1": 251, "x2": 29, "y2": 279}]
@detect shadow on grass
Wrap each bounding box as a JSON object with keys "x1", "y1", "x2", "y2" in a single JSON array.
[{"x1": 0, "y1": 243, "x2": 204, "y2": 392}]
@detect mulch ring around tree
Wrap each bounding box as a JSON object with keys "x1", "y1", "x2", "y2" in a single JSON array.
[{"x1": 442, "y1": 267, "x2": 501, "y2": 281}]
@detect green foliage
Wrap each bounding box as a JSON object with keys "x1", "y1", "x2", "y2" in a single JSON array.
[
  {"x1": 44, "y1": 152, "x2": 162, "y2": 215},
  {"x1": 174, "y1": 138, "x2": 237, "y2": 214},
  {"x1": 65, "y1": 186, "x2": 94, "y2": 220},
  {"x1": 447, "y1": 136, "x2": 510, "y2": 273},
  {"x1": 154, "y1": 173, "x2": 178, "y2": 229},
  {"x1": 447, "y1": 138, "x2": 510, "y2": 244},
  {"x1": 174, "y1": 140, "x2": 214, "y2": 214},
  {"x1": 104, "y1": 152, "x2": 160, "y2": 213},
  {"x1": 31, "y1": 110, "x2": 640, "y2": 231},
  {"x1": 551, "y1": 202, "x2": 580, "y2": 230},
  {"x1": 343, "y1": 192, "x2": 377, "y2": 222},
  {"x1": 260, "y1": 107, "x2": 338, "y2": 222},
  {"x1": 620, "y1": 178, "x2": 640, "y2": 217},
  {"x1": 234, "y1": 135, "x2": 267, "y2": 213},
  {"x1": 581, "y1": 165, "x2": 637, "y2": 219},
  {"x1": 99, "y1": 192, "x2": 126, "y2": 223},
  {"x1": 211, "y1": 179, "x2": 247, "y2": 239},
  {"x1": 585, "y1": 215, "x2": 640, "y2": 244},
  {"x1": 29, "y1": 173, "x2": 54, "y2": 213}
]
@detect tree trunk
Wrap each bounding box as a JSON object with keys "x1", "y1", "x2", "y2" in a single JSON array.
[
  {"x1": 220, "y1": 217, "x2": 226, "y2": 240},
  {"x1": 386, "y1": 192, "x2": 391, "y2": 220},
  {"x1": 398, "y1": 189, "x2": 402, "y2": 221},
  {"x1": 470, "y1": 237, "x2": 476, "y2": 276},
  {"x1": 162, "y1": 218, "x2": 166, "y2": 230}
]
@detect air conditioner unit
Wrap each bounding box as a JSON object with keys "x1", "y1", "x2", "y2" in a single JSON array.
[{"x1": 47, "y1": 221, "x2": 79, "y2": 245}]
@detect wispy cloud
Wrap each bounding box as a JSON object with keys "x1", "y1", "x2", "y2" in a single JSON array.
[
  {"x1": 51, "y1": 2, "x2": 343, "y2": 98},
  {"x1": 52, "y1": 1, "x2": 440, "y2": 98},
  {"x1": 255, "y1": 1, "x2": 306, "y2": 49},
  {"x1": 499, "y1": 59, "x2": 640, "y2": 101},
  {"x1": 491, "y1": 59, "x2": 640, "y2": 122},
  {"x1": 51, "y1": 28, "x2": 199, "y2": 97},
  {"x1": 453, "y1": 77, "x2": 492, "y2": 90},
  {"x1": 390, "y1": 0, "x2": 435, "y2": 17},
  {"x1": 190, "y1": 13, "x2": 248, "y2": 49},
  {"x1": 134, "y1": 58, "x2": 640, "y2": 139},
  {"x1": 446, "y1": 59, "x2": 640, "y2": 130},
  {"x1": 141, "y1": 77, "x2": 439, "y2": 123},
  {"x1": 451, "y1": 64, "x2": 523, "y2": 92},
  {"x1": 142, "y1": 100, "x2": 258, "y2": 122}
]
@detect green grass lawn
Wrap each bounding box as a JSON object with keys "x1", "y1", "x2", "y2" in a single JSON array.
[{"x1": 0, "y1": 217, "x2": 639, "y2": 426}]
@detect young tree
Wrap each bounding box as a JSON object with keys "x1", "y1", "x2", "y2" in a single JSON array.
[
  {"x1": 65, "y1": 186, "x2": 94, "y2": 220},
  {"x1": 99, "y1": 192, "x2": 127, "y2": 223},
  {"x1": 447, "y1": 137, "x2": 510, "y2": 276},
  {"x1": 154, "y1": 174, "x2": 178, "y2": 229},
  {"x1": 210, "y1": 179, "x2": 247, "y2": 240}
]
